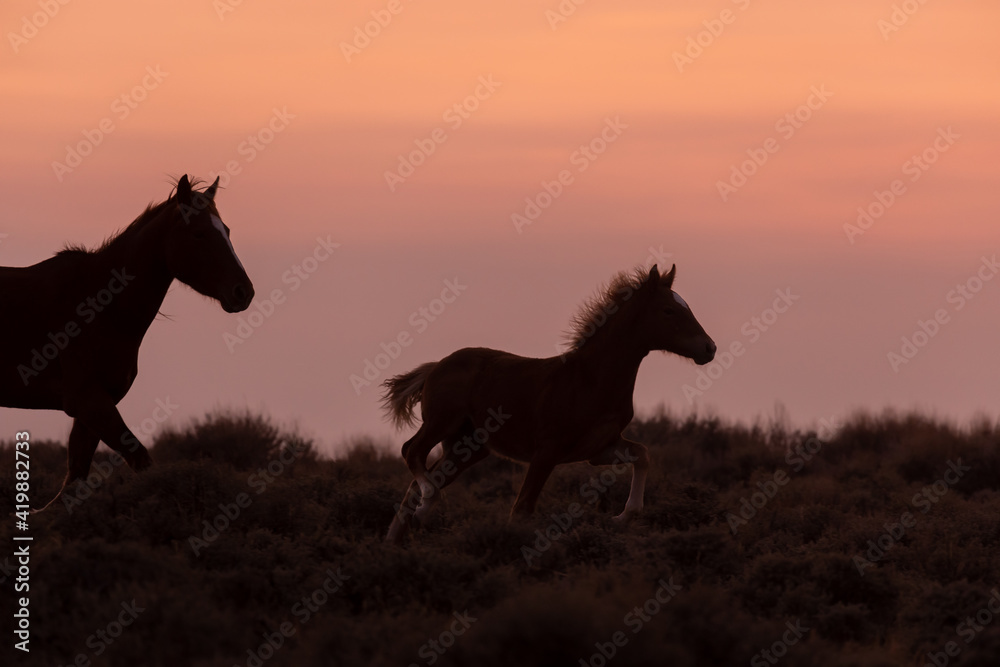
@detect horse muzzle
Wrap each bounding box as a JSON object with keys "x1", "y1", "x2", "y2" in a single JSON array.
[
  {"x1": 223, "y1": 281, "x2": 255, "y2": 313},
  {"x1": 694, "y1": 339, "x2": 717, "y2": 365}
]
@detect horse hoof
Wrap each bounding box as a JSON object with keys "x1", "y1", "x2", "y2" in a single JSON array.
[
  {"x1": 385, "y1": 526, "x2": 403, "y2": 544},
  {"x1": 386, "y1": 514, "x2": 416, "y2": 544}
]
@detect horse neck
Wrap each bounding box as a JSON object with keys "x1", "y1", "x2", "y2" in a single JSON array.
[
  {"x1": 94, "y1": 208, "x2": 174, "y2": 337},
  {"x1": 565, "y1": 300, "x2": 650, "y2": 396}
]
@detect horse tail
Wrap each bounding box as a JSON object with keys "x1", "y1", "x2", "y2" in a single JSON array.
[{"x1": 381, "y1": 362, "x2": 437, "y2": 430}]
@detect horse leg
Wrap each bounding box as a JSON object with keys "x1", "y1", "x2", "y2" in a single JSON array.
[
  {"x1": 588, "y1": 437, "x2": 650, "y2": 521},
  {"x1": 388, "y1": 426, "x2": 491, "y2": 544},
  {"x1": 410, "y1": 434, "x2": 491, "y2": 526},
  {"x1": 71, "y1": 395, "x2": 153, "y2": 472},
  {"x1": 66, "y1": 418, "x2": 102, "y2": 484},
  {"x1": 510, "y1": 456, "x2": 557, "y2": 518},
  {"x1": 386, "y1": 423, "x2": 450, "y2": 543},
  {"x1": 386, "y1": 479, "x2": 421, "y2": 544},
  {"x1": 33, "y1": 418, "x2": 100, "y2": 513},
  {"x1": 402, "y1": 418, "x2": 464, "y2": 508}
]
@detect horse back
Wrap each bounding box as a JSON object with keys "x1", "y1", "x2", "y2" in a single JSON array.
[{"x1": 0, "y1": 254, "x2": 123, "y2": 408}]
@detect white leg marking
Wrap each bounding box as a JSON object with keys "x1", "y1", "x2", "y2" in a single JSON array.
[
  {"x1": 417, "y1": 476, "x2": 435, "y2": 500},
  {"x1": 413, "y1": 495, "x2": 438, "y2": 523},
  {"x1": 386, "y1": 517, "x2": 401, "y2": 542},
  {"x1": 415, "y1": 474, "x2": 439, "y2": 514},
  {"x1": 615, "y1": 466, "x2": 647, "y2": 521}
]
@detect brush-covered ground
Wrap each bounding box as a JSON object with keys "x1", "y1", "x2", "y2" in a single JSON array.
[{"x1": 1, "y1": 410, "x2": 1000, "y2": 667}]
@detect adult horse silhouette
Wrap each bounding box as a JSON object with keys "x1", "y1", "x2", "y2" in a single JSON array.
[
  {"x1": 382, "y1": 264, "x2": 715, "y2": 544},
  {"x1": 0, "y1": 175, "x2": 254, "y2": 511}
]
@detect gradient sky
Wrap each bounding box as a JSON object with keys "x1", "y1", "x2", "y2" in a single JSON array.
[{"x1": 2, "y1": 0, "x2": 998, "y2": 454}]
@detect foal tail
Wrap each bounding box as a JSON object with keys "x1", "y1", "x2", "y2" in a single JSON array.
[{"x1": 381, "y1": 362, "x2": 437, "y2": 429}]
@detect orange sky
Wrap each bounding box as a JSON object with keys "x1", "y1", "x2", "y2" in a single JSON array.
[{"x1": 2, "y1": 0, "x2": 998, "y2": 451}]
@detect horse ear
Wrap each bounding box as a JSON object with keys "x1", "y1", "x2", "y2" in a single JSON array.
[
  {"x1": 662, "y1": 264, "x2": 676, "y2": 288},
  {"x1": 643, "y1": 264, "x2": 660, "y2": 290},
  {"x1": 176, "y1": 175, "x2": 192, "y2": 203},
  {"x1": 204, "y1": 176, "x2": 220, "y2": 201}
]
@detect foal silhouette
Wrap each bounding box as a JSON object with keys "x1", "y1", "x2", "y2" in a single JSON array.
[
  {"x1": 0, "y1": 176, "x2": 254, "y2": 510},
  {"x1": 382, "y1": 264, "x2": 716, "y2": 544}
]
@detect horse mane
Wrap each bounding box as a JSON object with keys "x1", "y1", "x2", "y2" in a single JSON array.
[
  {"x1": 57, "y1": 177, "x2": 208, "y2": 256},
  {"x1": 564, "y1": 265, "x2": 651, "y2": 351}
]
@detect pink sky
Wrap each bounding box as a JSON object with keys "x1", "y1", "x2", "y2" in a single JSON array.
[{"x1": 2, "y1": 0, "x2": 998, "y2": 453}]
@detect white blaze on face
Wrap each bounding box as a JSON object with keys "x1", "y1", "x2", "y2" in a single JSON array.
[
  {"x1": 211, "y1": 214, "x2": 245, "y2": 270},
  {"x1": 672, "y1": 291, "x2": 689, "y2": 310}
]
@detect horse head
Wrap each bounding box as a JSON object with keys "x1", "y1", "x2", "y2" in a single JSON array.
[
  {"x1": 164, "y1": 175, "x2": 254, "y2": 313},
  {"x1": 640, "y1": 264, "x2": 715, "y2": 365}
]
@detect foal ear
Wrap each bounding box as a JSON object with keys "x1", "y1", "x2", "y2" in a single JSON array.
[
  {"x1": 661, "y1": 264, "x2": 677, "y2": 289},
  {"x1": 176, "y1": 175, "x2": 192, "y2": 203},
  {"x1": 642, "y1": 264, "x2": 660, "y2": 291},
  {"x1": 204, "y1": 176, "x2": 220, "y2": 201}
]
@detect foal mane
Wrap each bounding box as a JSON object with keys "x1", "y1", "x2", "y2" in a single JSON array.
[
  {"x1": 564, "y1": 266, "x2": 651, "y2": 351},
  {"x1": 57, "y1": 177, "x2": 208, "y2": 256}
]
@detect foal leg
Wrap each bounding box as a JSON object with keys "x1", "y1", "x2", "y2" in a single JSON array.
[
  {"x1": 387, "y1": 433, "x2": 490, "y2": 544},
  {"x1": 386, "y1": 480, "x2": 421, "y2": 544},
  {"x1": 510, "y1": 456, "x2": 557, "y2": 518},
  {"x1": 411, "y1": 437, "x2": 490, "y2": 525},
  {"x1": 588, "y1": 437, "x2": 650, "y2": 521},
  {"x1": 403, "y1": 418, "x2": 463, "y2": 507}
]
